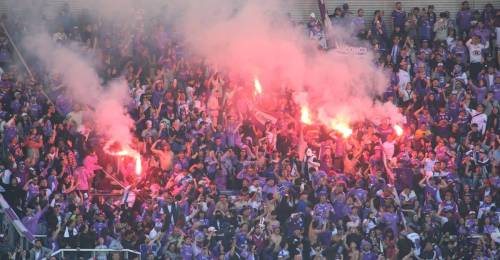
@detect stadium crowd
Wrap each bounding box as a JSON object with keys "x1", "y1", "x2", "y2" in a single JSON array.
[{"x1": 0, "y1": 1, "x2": 500, "y2": 260}]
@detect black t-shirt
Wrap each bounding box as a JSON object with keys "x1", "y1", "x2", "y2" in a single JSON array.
[
  {"x1": 276, "y1": 133, "x2": 292, "y2": 156},
  {"x1": 396, "y1": 236, "x2": 413, "y2": 259},
  {"x1": 80, "y1": 30, "x2": 93, "y2": 44},
  {"x1": 323, "y1": 242, "x2": 346, "y2": 260},
  {"x1": 419, "y1": 249, "x2": 437, "y2": 260},
  {"x1": 346, "y1": 233, "x2": 362, "y2": 248},
  {"x1": 433, "y1": 125, "x2": 451, "y2": 138},
  {"x1": 441, "y1": 220, "x2": 458, "y2": 235},
  {"x1": 78, "y1": 231, "x2": 96, "y2": 248}
]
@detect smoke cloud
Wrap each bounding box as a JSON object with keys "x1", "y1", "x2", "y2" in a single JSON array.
[
  {"x1": 23, "y1": 33, "x2": 134, "y2": 148},
  {"x1": 15, "y1": 0, "x2": 402, "y2": 144},
  {"x1": 164, "y1": 0, "x2": 402, "y2": 125}
]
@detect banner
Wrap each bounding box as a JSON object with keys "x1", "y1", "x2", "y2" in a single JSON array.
[{"x1": 254, "y1": 109, "x2": 277, "y2": 125}]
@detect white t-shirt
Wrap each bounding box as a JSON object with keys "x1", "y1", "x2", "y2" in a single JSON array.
[
  {"x1": 67, "y1": 111, "x2": 83, "y2": 127},
  {"x1": 466, "y1": 39, "x2": 488, "y2": 63},
  {"x1": 407, "y1": 232, "x2": 421, "y2": 255},
  {"x1": 398, "y1": 69, "x2": 411, "y2": 92},
  {"x1": 401, "y1": 190, "x2": 417, "y2": 202},
  {"x1": 1, "y1": 169, "x2": 11, "y2": 185},
  {"x1": 468, "y1": 109, "x2": 488, "y2": 134},
  {"x1": 424, "y1": 158, "x2": 436, "y2": 173},
  {"x1": 148, "y1": 228, "x2": 160, "y2": 240},
  {"x1": 488, "y1": 74, "x2": 495, "y2": 88}
]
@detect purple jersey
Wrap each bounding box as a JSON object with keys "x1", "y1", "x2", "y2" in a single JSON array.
[
  {"x1": 313, "y1": 202, "x2": 334, "y2": 221},
  {"x1": 181, "y1": 244, "x2": 193, "y2": 260},
  {"x1": 440, "y1": 200, "x2": 458, "y2": 213},
  {"x1": 382, "y1": 212, "x2": 400, "y2": 235}
]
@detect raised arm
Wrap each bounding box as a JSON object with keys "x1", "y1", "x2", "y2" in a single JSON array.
[
  {"x1": 23, "y1": 178, "x2": 32, "y2": 191},
  {"x1": 383, "y1": 153, "x2": 395, "y2": 185},
  {"x1": 151, "y1": 139, "x2": 162, "y2": 155},
  {"x1": 466, "y1": 38, "x2": 473, "y2": 48},
  {"x1": 413, "y1": 106, "x2": 424, "y2": 117},
  {"x1": 418, "y1": 174, "x2": 428, "y2": 188}
]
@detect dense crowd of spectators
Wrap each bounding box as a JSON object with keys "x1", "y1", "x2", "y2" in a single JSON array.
[{"x1": 0, "y1": 1, "x2": 499, "y2": 260}]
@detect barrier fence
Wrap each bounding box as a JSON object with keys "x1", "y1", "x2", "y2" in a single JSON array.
[{"x1": 51, "y1": 248, "x2": 141, "y2": 260}]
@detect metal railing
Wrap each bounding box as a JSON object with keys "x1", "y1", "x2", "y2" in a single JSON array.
[
  {"x1": 0, "y1": 22, "x2": 34, "y2": 78},
  {"x1": 1, "y1": 193, "x2": 143, "y2": 258},
  {"x1": 0, "y1": 194, "x2": 38, "y2": 252},
  {"x1": 51, "y1": 248, "x2": 141, "y2": 259}
]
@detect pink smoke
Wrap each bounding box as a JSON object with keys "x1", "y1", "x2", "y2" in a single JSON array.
[
  {"x1": 172, "y1": 0, "x2": 402, "y2": 125},
  {"x1": 25, "y1": 33, "x2": 135, "y2": 150}
]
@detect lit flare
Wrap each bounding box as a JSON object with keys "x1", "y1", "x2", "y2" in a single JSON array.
[
  {"x1": 331, "y1": 118, "x2": 352, "y2": 138},
  {"x1": 394, "y1": 124, "x2": 403, "y2": 137},
  {"x1": 104, "y1": 141, "x2": 142, "y2": 175},
  {"x1": 254, "y1": 77, "x2": 263, "y2": 95},
  {"x1": 300, "y1": 106, "x2": 312, "y2": 125}
]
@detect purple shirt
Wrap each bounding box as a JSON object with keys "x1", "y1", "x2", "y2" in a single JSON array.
[
  {"x1": 93, "y1": 221, "x2": 107, "y2": 235},
  {"x1": 418, "y1": 18, "x2": 432, "y2": 40},
  {"x1": 313, "y1": 202, "x2": 334, "y2": 221},
  {"x1": 56, "y1": 95, "x2": 72, "y2": 116},
  {"x1": 362, "y1": 251, "x2": 379, "y2": 260},
  {"x1": 472, "y1": 28, "x2": 491, "y2": 44},
  {"x1": 3, "y1": 125, "x2": 17, "y2": 145},
  {"x1": 382, "y1": 212, "x2": 400, "y2": 235},
  {"x1": 392, "y1": 10, "x2": 406, "y2": 28},
  {"x1": 493, "y1": 84, "x2": 500, "y2": 101},
  {"x1": 440, "y1": 200, "x2": 458, "y2": 213},
  {"x1": 181, "y1": 244, "x2": 194, "y2": 260},
  {"x1": 351, "y1": 16, "x2": 366, "y2": 34},
  {"x1": 456, "y1": 9, "x2": 472, "y2": 30},
  {"x1": 21, "y1": 206, "x2": 47, "y2": 235},
  {"x1": 425, "y1": 184, "x2": 441, "y2": 202},
  {"x1": 472, "y1": 84, "x2": 488, "y2": 103},
  {"x1": 452, "y1": 45, "x2": 467, "y2": 61}
]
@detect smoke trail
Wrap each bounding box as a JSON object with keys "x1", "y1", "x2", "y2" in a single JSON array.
[{"x1": 23, "y1": 32, "x2": 135, "y2": 148}]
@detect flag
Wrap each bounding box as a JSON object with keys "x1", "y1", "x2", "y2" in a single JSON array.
[
  {"x1": 318, "y1": 0, "x2": 327, "y2": 23},
  {"x1": 254, "y1": 109, "x2": 277, "y2": 125}
]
